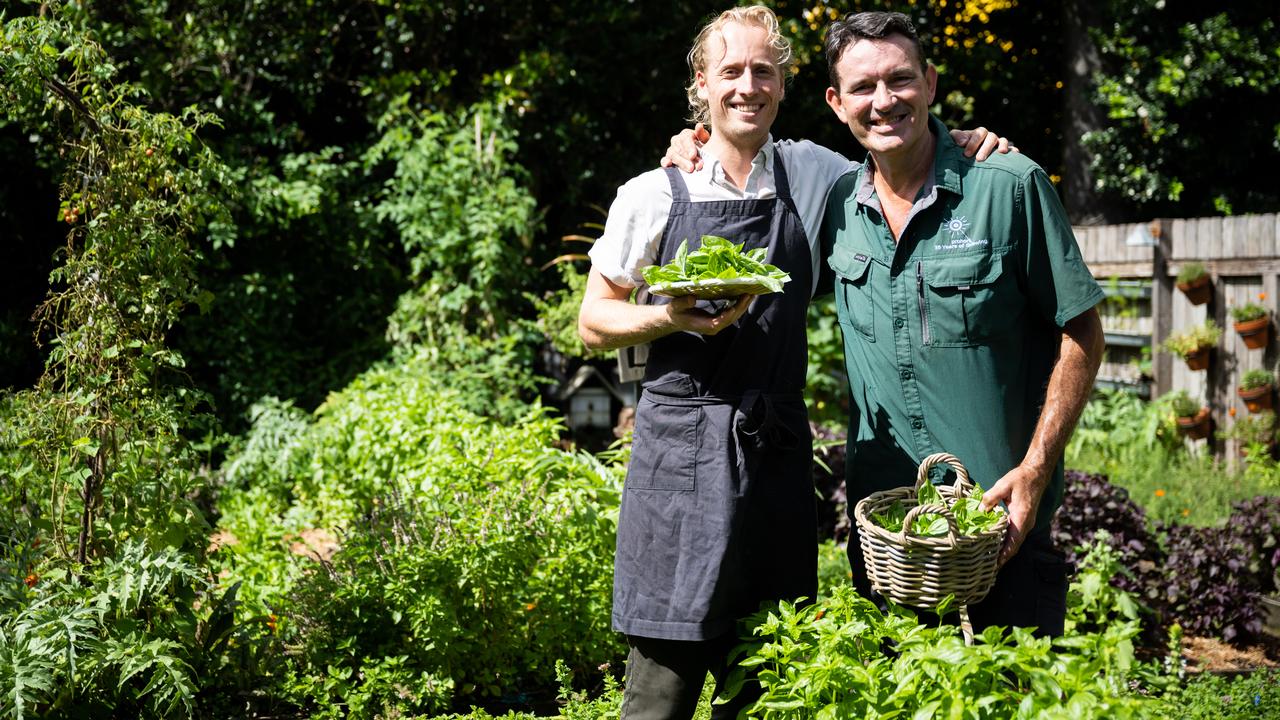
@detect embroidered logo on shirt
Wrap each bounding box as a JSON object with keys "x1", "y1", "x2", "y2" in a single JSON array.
[{"x1": 934, "y1": 216, "x2": 989, "y2": 251}]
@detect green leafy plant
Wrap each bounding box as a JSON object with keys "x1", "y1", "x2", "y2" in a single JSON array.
[
  {"x1": 1175, "y1": 262, "x2": 1208, "y2": 286},
  {"x1": 734, "y1": 585, "x2": 1161, "y2": 719},
  {"x1": 1240, "y1": 368, "x2": 1274, "y2": 391},
  {"x1": 1159, "y1": 668, "x2": 1280, "y2": 719},
  {"x1": 1217, "y1": 410, "x2": 1277, "y2": 446},
  {"x1": 1230, "y1": 301, "x2": 1269, "y2": 323},
  {"x1": 1166, "y1": 390, "x2": 1203, "y2": 419},
  {"x1": 641, "y1": 236, "x2": 790, "y2": 292},
  {"x1": 1160, "y1": 319, "x2": 1221, "y2": 359},
  {"x1": 528, "y1": 262, "x2": 607, "y2": 360},
  {"x1": 214, "y1": 345, "x2": 626, "y2": 713}
]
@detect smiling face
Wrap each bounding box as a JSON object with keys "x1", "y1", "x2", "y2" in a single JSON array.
[
  {"x1": 696, "y1": 21, "x2": 783, "y2": 154},
  {"x1": 824, "y1": 33, "x2": 937, "y2": 161}
]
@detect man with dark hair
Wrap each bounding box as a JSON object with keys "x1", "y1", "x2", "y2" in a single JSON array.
[{"x1": 821, "y1": 10, "x2": 1105, "y2": 636}]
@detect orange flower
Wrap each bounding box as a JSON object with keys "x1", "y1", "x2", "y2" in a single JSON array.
[
  {"x1": 1259, "y1": 292, "x2": 1268, "y2": 302},
  {"x1": 1229, "y1": 407, "x2": 1238, "y2": 417},
  {"x1": 525, "y1": 602, "x2": 537, "y2": 611},
  {"x1": 23, "y1": 573, "x2": 37, "y2": 588},
  {"x1": 266, "y1": 614, "x2": 279, "y2": 632},
  {"x1": 1182, "y1": 509, "x2": 1191, "y2": 517},
  {"x1": 1155, "y1": 489, "x2": 1166, "y2": 497}
]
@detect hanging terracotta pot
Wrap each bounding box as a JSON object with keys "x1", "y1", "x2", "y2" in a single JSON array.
[
  {"x1": 1175, "y1": 407, "x2": 1212, "y2": 440},
  {"x1": 1177, "y1": 275, "x2": 1211, "y2": 305},
  {"x1": 1182, "y1": 346, "x2": 1211, "y2": 371},
  {"x1": 1237, "y1": 383, "x2": 1274, "y2": 413},
  {"x1": 1234, "y1": 316, "x2": 1271, "y2": 349}
]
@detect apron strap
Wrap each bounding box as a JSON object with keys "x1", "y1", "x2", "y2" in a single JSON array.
[{"x1": 664, "y1": 166, "x2": 691, "y2": 204}]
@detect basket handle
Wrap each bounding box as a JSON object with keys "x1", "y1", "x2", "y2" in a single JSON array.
[
  {"x1": 900, "y1": 503, "x2": 960, "y2": 547},
  {"x1": 914, "y1": 452, "x2": 975, "y2": 498}
]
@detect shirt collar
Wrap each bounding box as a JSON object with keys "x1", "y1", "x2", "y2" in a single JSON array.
[
  {"x1": 704, "y1": 135, "x2": 775, "y2": 194},
  {"x1": 852, "y1": 116, "x2": 964, "y2": 210}
]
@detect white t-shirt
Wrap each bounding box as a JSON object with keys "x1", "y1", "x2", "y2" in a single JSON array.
[{"x1": 588, "y1": 137, "x2": 857, "y2": 296}]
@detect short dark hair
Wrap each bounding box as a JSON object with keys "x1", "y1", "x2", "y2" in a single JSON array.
[{"x1": 825, "y1": 11, "x2": 926, "y2": 88}]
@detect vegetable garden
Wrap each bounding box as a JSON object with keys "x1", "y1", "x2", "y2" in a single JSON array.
[{"x1": 2, "y1": 1, "x2": 1280, "y2": 718}]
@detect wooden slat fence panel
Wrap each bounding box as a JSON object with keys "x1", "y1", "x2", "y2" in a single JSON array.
[{"x1": 1076, "y1": 212, "x2": 1280, "y2": 458}]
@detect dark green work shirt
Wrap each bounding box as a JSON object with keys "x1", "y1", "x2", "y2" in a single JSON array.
[{"x1": 822, "y1": 116, "x2": 1104, "y2": 533}]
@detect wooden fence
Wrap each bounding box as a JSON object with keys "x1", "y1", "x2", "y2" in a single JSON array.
[{"x1": 1075, "y1": 213, "x2": 1280, "y2": 456}]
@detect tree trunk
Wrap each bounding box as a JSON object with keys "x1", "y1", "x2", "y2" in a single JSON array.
[{"x1": 1061, "y1": 0, "x2": 1122, "y2": 224}]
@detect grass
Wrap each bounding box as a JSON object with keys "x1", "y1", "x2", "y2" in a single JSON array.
[
  {"x1": 1067, "y1": 389, "x2": 1280, "y2": 527},
  {"x1": 1069, "y1": 443, "x2": 1276, "y2": 527}
]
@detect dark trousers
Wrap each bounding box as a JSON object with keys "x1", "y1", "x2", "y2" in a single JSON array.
[
  {"x1": 849, "y1": 528, "x2": 1069, "y2": 637},
  {"x1": 620, "y1": 632, "x2": 761, "y2": 720}
]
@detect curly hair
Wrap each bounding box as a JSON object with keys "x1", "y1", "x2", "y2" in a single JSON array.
[{"x1": 685, "y1": 6, "x2": 794, "y2": 126}]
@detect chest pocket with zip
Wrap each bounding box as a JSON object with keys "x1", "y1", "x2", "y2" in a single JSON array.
[
  {"x1": 919, "y1": 248, "x2": 1023, "y2": 347},
  {"x1": 829, "y1": 244, "x2": 875, "y2": 342}
]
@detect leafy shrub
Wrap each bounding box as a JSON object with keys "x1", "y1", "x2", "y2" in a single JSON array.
[
  {"x1": 1159, "y1": 668, "x2": 1280, "y2": 719},
  {"x1": 1068, "y1": 389, "x2": 1182, "y2": 482},
  {"x1": 1054, "y1": 470, "x2": 1280, "y2": 646},
  {"x1": 1239, "y1": 368, "x2": 1274, "y2": 391},
  {"x1": 527, "y1": 263, "x2": 607, "y2": 362},
  {"x1": 805, "y1": 296, "x2": 849, "y2": 428},
  {"x1": 1160, "y1": 320, "x2": 1222, "y2": 359},
  {"x1": 1162, "y1": 496, "x2": 1280, "y2": 643},
  {"x1": 1052, "y1": 470, "x2": 1167, "y2": 609},
  {"x1": 367, "y1": 99, "x2": 540, "y2": 340},
  {"x1": 214, "y1": 347, "x2": 625, "y2": 714},
  {"x1": 815, "y1": 540, "x2": 851, "y2": 598},
  {"x1": 1066, "y1": 530, "x2": 1147, "y2": 635},
  {"x1": 811, "y1": 422, "x2": 849, "y2": 543},
  {"x1": 736, "y1": 586, "x2": 1160, "y2": 719},
  {"x1": 0, "y1": 541, "x2": 256, "y2": 719},
  {"x1": 1217, "y1": 410, "x2": 1277, "y2": 446}
]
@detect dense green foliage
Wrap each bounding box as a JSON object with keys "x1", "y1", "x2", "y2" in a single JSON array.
[
  {"x1": 1084, "y1": 2, "x2": 1280, "y2": 216},
  {"x1": 212, "y1": 351, "x2": 624, "y2": 716},
  {"x1": 735, "y1": 539, "x2": 1162, "y2": 719},
  {"x1": 3, "y1": 1, "x2": 1280, "y2": 718}
]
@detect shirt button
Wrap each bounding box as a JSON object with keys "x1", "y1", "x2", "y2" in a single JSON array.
[
  {"x1": 911, "y1": 418, "x2": 924, "y2": 430},
  {"x1": 900, "y1": 369, "x2": 913, "y2": 381},
  {"x1": 894, "y1": 318, "x2": 906, "y2": 329}
]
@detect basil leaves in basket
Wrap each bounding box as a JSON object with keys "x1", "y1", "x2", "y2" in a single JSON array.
[{"x1": 872, "y1": 480, "x2": 1004, "y2": 537}]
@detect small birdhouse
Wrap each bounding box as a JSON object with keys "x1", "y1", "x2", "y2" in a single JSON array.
[{"x1": 569, "y1": 386, "x2": 613, "y2": 429}]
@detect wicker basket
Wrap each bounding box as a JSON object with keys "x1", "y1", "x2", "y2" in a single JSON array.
[{"x1": 853, "y1": 452, "x2": 1008, "y2": 609}]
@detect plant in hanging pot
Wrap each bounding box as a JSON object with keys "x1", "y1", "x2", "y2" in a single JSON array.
[
  {"x1": 1168, "y1": 390, "x2": 1212, "y2": 440},
  {"x1": 1230, "y1": 295, "x2": 1271, "y2": 349},
  {"x1": 1237, "y1": 368, "x2": 1275, "y2": 412},
  {"x1": 1159, "y1": 319, "x2": 1221, "y2": 371},
  {"x1": 1175, "y1": 262, "x2": 1211, "y2": 305},
  {"x1": 1217, "y1": 409, "x2": 1277, "y2": 455}
]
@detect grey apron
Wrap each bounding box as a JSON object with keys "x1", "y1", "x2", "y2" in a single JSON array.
[{"x1": 612, "y1": 155, "x2": 816, "y2": 641}]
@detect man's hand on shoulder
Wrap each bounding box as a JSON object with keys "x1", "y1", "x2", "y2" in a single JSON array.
[
  {"x1": 661, "y1": 123, "x2": 711, "y2": 173},
  {"x1": 949, "y1": 127, "x2": 1018, "y2": 162}
]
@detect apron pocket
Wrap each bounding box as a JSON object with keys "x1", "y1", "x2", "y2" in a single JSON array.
[{"x1": 626, "y1": 394, "x2": 699, "y2": 492}]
